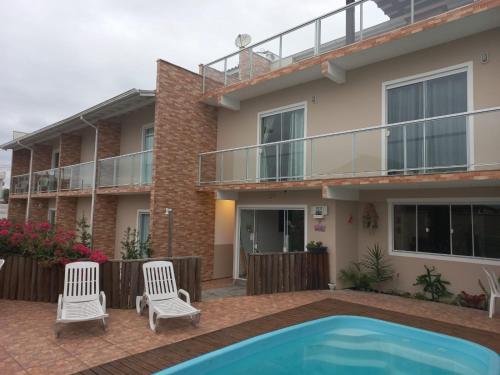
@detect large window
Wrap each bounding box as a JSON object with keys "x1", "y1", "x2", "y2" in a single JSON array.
[
  {"x1": 259, "y1": 105, "x2": 305, "y2": 181},
  {"x1": 386, "y1": 68, "x2": 468, "y2": 174},
  {"x1": 392, "y1": 202, "x2": 500, "y2": 261}
]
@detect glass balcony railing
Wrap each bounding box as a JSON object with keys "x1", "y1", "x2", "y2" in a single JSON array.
[
  {"x1": 199, "y1": 107, "x2": 500, "y2": 185},
  {"x1": 201, "y1": 0, "x2": 473, "y2": 93},
  {"x1": 11, "y1": 173, "x2": 30, "y2": 195},
  {"x1": 60, "y1": 161, "x2": 94, "y2": 191},
  {"x1": 32, "y1": 168, "x2": 58, "y2": 193},
  {"x1": 98, "y1": 150, "x2": 153, "y2": 188}
]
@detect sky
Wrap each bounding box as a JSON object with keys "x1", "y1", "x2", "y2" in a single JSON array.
[{"x1": 0, "y1": 0, "x2": 359, "y2": 181}]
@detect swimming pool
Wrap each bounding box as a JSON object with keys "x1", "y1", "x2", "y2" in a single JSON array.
[{"x1": 157, "y1": 316, "x2": 499, "y2": 375}]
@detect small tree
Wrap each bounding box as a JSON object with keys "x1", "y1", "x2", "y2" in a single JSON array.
[
  {"x1": 121, "y1": 227, "x2": 140, "y2": 259},
  {"x1": 76, "y1": 215, "x2": 92, "y2": 247},
  {"x1": 414, "y1": 265, "x2": 452, "y2": 302},
  {"x1": 361, "y1": 243, "x2": 394, "y2": 291}
]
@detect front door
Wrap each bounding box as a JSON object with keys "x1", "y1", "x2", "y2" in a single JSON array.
[{"x1": 237, "y1": 208, "x2": 305, "y2": 279}]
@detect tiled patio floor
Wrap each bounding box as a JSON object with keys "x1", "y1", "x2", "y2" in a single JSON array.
[{"x1": 0, "y1": 290, "x2": 498, "y2": 374}]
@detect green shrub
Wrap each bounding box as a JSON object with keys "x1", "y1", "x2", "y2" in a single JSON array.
[
  {"x1": 339, "y1": 262, "x2": 373, "y2": 291},
  {"x1": 361, "y1": 243, "x2": 394, "y2": 290},
  {"x1": 414, "y1": 265, "x2": 452, "y2": 302}
]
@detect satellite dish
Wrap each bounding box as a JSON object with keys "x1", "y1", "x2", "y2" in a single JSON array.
[{"x1": 235, "y1": 34, "x2": 252, "y2": 49}]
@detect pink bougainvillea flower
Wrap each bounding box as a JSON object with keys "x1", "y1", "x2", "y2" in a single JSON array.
[{"x1": 0, "y1": 229, "x2": 9, "y2": 236}]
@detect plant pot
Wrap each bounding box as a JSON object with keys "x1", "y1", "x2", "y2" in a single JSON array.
[{"x1": 307, "y1": 246, "x2": 327, "y2": 253}]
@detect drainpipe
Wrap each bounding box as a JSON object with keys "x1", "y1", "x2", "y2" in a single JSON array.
[
  {"x1": 80, "y1": 116, "x2": 99, "y2": 247},
  {"x1": 16, "y1": 140, "x2": 33, "y2": 222}
]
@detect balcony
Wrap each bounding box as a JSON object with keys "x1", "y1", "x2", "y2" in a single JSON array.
[
  {"x1": 11, "y1": 174, "x2": 30, "y2": 195},
  {"x1": 32, "y1": 168, "x2": 58, "y2": 193},
  {"x1": 60, "y1": 161, "x2": 94, "y2": 191},
  {"x1": 201, "y1": 0, "x2": 474, "y2": 94},
  {"x1": 199, "y1": 107, "x2": 500, "y2": 186},
  {"x1": 98, "y1": 150, "x2": 153, "y2": 188}
]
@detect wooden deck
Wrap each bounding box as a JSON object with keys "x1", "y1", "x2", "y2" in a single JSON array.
[{"x1": 77, "y1": 298, "x2": 500, "y2": 374}]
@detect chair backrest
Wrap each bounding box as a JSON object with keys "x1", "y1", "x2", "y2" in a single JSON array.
[
  {"x1": 0, "y1": 259, "x2": 4, "y2": 270},
  {"x1": 63, "y1": 261, "x2": 100, "y2": 302},
  {"x1": 483, "y1": 267, "x2": 499, "y2": 295},
  {"x1": 142, "y1": 261, "x2": 178, "y2": 301}
]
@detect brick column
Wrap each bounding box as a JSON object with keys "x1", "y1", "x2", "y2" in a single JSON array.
[
  {"x1": 11, "y1": 149, "x2": 31, "y2": 176},
  {"x1": 32, "y1": 144, "x2": 52, "y2": 171},
  {"x1": 59, "y1": 133, "x2": 81, "y2": 167},
  {"x1": 8, "y1": 199, "x2": 27, "y2": 223},
  {"x1": 150, "y1": 60, "x2": 218, "y2": 280},
  {"x1": 92, "y1": 194, "x2": 118, "y2": 258},
  {"x1": 29, "y1": 198, "x2": 49, "y2": 223},
  {"x1": 55, "y1": 196, "x2": 77, "y2": 231}
]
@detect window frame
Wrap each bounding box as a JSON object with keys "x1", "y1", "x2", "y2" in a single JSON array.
[
  {"x1": 388, "y1": 198, "x2": 500, "y2": 265},
  {"x1": 136, "y1": 209, "x2": 151, "y2": 245},
  {"x1": 381, "y1": 62, "x2": 474, "y2": 174}
]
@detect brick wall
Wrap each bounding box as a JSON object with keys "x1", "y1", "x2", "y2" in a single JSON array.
[
  {"x1": 239, "y1": 49, "x2": 272, "y2": 81},
  {"x1": 55, "y1": 196, "x2": 77, "y2": 231},
  {"x1": 59, "y1": 133, "x2": 81, "y2": 167},
  {"x1": 29, "y1": 198, "x2": 49, "y2": 223},
  {"x1": 97, "y1": 121, "x2": 121, "y2": 159},
  {"x1": 11, "y1": 149, "x2": 31, "y2": 176},
  {"x1": 32, "y1": 144, "x2": 52, "y2": 172},
  {"x1": 92, "y1": 194, "x2": 118, "y2": 258},
  {"x1": 8, "y1": 199, "x2": 27, "y2": 223},
  {"x1": 151, "y1": 60, "x2": 218, "y2": 280}
]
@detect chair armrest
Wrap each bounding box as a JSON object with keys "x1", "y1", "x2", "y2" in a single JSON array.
[
  {"x1": 178, "y1": 289, "x2": 191, "y2": 304},
  {"x1": 57, "y1": 294, "x2": 62, "y2": 320},
  {"x1": 100, "y1": 291, "x2": 106, "y2": 313}
]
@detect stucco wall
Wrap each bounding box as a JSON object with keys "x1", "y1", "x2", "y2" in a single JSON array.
[
  {"x1": 216, "y1": 28, "x2": 500, "y2": 178},
  {"x1": 213, "y1": 200, "x2": 235, "y2": 279},
  {"x1": 119, "y1": 104, "x2": 155, "y2": 155},
  {"x1": 114, "y1": 194, "x2": 151, "y2": 259}
]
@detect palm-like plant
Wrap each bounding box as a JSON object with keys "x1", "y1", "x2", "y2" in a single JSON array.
[{"x1": 361, "y1": 243, "x2": 394, "y2": 291}]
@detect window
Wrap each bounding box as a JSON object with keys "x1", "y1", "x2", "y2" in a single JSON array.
[
  {"x1": 386, "y1": 68, "x2": 468, "y2": 174},
  {"x1": 48, "y1": 209, "x2": 56, "y2": 226},
  {"x1": 259, "y1": 105, "x2": 305, "y2": 181},
  {"x1": 141, "y1": 126, "x2": 154, "y2": 184},
  {"x1": 391, "y1": 202, "x2": 500, "y2": 261},
  {"x1": 137, "y1": 211, "x2": 150, "y2": 245}
]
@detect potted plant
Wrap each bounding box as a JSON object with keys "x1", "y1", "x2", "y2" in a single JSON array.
[{"x1": 306, "y1": 241, "x2": 327, "y2": 253}]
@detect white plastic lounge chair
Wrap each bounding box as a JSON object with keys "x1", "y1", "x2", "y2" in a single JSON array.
[
  {"x1": 483, "y1": 268, "x2": 500, "y2": 319},
  {"x1": 0, "y1": 259, "x2": 4, "y2": 270},
  {"x1": 55, "y1": 261, "x2": 108, "y2": 337},
  {"x1": 136, "y1": 261, "x2": 200, "y2": 332}
]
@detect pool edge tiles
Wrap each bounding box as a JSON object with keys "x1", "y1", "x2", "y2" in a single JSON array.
[{"x1": 155, "y1": 315, "x2": 500, "y2": 375}]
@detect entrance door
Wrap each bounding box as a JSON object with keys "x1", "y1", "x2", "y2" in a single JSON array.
[{"x1": 237, "y1": 208, "x2": 305, "y2": 279}]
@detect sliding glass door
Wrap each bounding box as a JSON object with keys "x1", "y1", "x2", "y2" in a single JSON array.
[
  {"x1": 259, "y1": 107, "x2": 305, "y2": 181},
  {"x1": 387, "y1": 70, "x2": 468, "y2": 174},
  {"x1": 237, "y1": 208, "x2": 305, "y2": 279}
]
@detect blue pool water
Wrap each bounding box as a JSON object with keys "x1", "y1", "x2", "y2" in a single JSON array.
[{"x1": 157, "y1": 316, "x2": 499, "y2": 375}]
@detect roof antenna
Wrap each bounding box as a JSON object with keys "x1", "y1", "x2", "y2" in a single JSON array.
[{"x1": 235, "y1": 34, "x2": 252, "y2": 49}]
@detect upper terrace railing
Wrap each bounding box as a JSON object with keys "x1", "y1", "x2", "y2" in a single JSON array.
[
  {"x1": 201, "y1": 0, "x2": 473, "y2": 93},
  {"x1": 11, "y1": 173, "x2": 29, "y2": 195},
  {"x1": 98, "y1": 150, "x2": 153, "y2": 188},
  {"x1": 198, "y1": 107, "x2": 500, "y2": 185},
  {"x1": 60, "y1": 161, "x2": 94, "y2": 191},
  {"x1": 32, "y1": 168, "x2": 58, "y2": 193}
]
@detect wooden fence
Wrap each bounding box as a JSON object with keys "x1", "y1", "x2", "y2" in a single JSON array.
[
  {"x1": 0, "y1": 256, "x2": 202, "y2": 308},
  {"x1": 246, "y1": 252, "x2": 329, "y2": 295}
]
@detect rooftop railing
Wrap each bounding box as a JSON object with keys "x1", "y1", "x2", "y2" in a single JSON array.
[
  {"x1": 32, "y1": 168, "x2": 58, "y2": 193},
  {"x1": 10, "y1": 173, "x2": 30, "y2": 195},
  {"x1": 198, "y1": 107, "x2": 500, "y2": 185},
  {"x1": 60, "y1": 161, "x2": 94, "y2": 191},
  {"x1": 98, "y1": 150, "x2": 153, "y2": 188},
  {"x1": 201, "y1": 0, "x2": 472, "y2": 93}
]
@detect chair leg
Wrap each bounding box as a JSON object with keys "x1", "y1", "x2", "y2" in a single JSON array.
[
  {"x1": 191, "y1": 313, "x2": 201, "y2": 327},
  {"x1": 489, "y1": 295, "x2": 495, "y2": 318},
  {"x1": 149, "y1": 309, "x2": 158, "y2": 332},
  {"x1": 54, "y1": 323, "x2": 61, "y2": 338},
  {"x1": 136, "y1": 296, "x2": 143, "y2": 315},
  {"x1": 101, "y1": 318, "x2": 107, "y2": 331}
]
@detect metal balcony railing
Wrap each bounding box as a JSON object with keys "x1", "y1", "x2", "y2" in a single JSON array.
[
  {"x1": 98, "y1": 150, "x2": 153, "y2": 188},
  {"x1": 198, "y1": 107, "x2": 500, "y2": 185},
  {"x1": 60, "y1": 161, "x2": 94, "y2": 191},
  {"x1": 201, "y1": 0, "x2": 473, "y2": 93},
  {"x1": 11, "y1": 173, "x2": 30, "y2": 195},
  {"x1": 32, "y1": 168, "x2": 58, "y2": 193}
]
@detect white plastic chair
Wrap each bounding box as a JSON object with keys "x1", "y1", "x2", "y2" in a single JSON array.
[
  {"x1": 483, "y1": 268, "x2": 500, "y2": 319},
  {"x1": 136, "y1": 261, "x2": 200, "y2": 332},
  {"x1": 55, "y1": 261, "x2": 108, "y2": 337},
  {"x1": 0, "y1": 259, "x2": 4, "y2": 270}
]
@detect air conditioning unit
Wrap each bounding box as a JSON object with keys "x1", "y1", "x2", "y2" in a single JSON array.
[{"x1": 311, "y1": 205, "x2": 328, "y2": 219}]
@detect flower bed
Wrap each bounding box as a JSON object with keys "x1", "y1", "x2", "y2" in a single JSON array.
[{"x1": 0, "y1": 219, "x2": 107, "y2": 265}]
